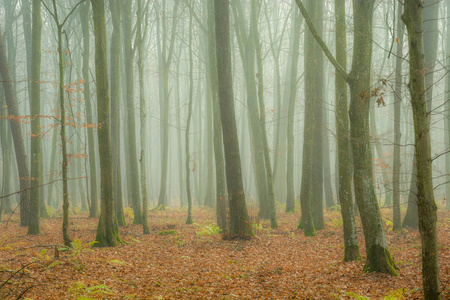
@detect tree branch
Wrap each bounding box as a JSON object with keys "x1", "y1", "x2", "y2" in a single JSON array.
[{"x1": 294, "y1": 0, "x2": 350, "y2": 83}]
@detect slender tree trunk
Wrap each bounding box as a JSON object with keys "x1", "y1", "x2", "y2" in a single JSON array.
[
  {"x1": 122, "y1": 0, "x2": 142, "y2": 223},
  {"x1": 207, "y1": 0, "x2": 227, "y2": 231},
  {"x1": 403, "y1": 2, "x2": 440, "y2": 298},
  {"x1": 185, "y1": 3, "x2": 194, "y2": 225},
  {"x1": 92, "y1": 0, "x2": 120, "y2": 247},
  {"x1": 286, "y1": 4, "x2": 302, "y2": 213},
  {"x1": 109, "y1": 0, "x2": 125, "y2": 226},
  {"x1": 334, "y1": 0, "x2": 360, "y2": 261},
  {"x1": 214, "y1": 0, "x2": 252, "y2": 236},
  {"x1": 27, "y1": 0, "x2": 42, "y2": 234},
  {"x1": 446, "y1": 0, "x2": 450, "y2": 211},
  {"x1": 392, "y1": 2, "x2": 403, "y2": 231},
  {"x1": 298, "y1": 0, "x2": 317, "y2": 237},
  {"x1": 403, "y1": 0, "x2": 440, "y2": 228},
  {"x1": 80, "y1": 3, "x2": 98, "y2": 218},
  {"x1": 137, "y1": 0, "x2": 149, "y2": 234},
  {"x1": 311, "y1": 0, "x2": 324, "y2": 230}
]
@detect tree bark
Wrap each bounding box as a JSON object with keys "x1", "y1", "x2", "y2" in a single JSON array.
[
  {"x1": 214, "y1": 0, "x2": 252, "y2": 236},
  {"x1": 403, "y1": 1, "x2": 440, "y2": 297},
  {"x1": 92, "y1": 0, "x2": 120, "y2": 247}
]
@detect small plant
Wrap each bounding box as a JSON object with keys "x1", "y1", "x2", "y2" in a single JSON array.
[
  {"x1": 344, "y1": 291, "x2": 370, "y2": 299},
  {"x1": 68, "y1": 281, "x2": 114, "y2": 298},
  {"x1": 71, "y1": 239, "x2": 98, "y2": 256},
  {"x1": 195, "y1": 223, "x2": 221, "y2": 236},
  {"x1": 383, "y1": 288, "x2": 406, "y2": 299},
  {"x1": 156, "y1": 230, "x2": 178, "y2": 235},
  {"x1": 327, "y1": 216, "x2": 343, "y2": 229}
]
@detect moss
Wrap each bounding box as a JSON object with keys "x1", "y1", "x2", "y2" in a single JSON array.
[{"x1": 363, "y1": 244, "x2": 398, "y2": 276}]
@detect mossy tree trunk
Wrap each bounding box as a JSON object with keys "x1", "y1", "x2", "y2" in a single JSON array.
[
  {"x1": 403, "y1": 1, "x2": 440, "y2": 298},
  {"x1": 27, "y1": 0, "x2": 43, "y2": 235},
  {"x1": 91, "y1": 0, "x2": 120, "y2": 247},
  {"x1": 334, "y1": 0, "x2": 360, "y2": 261},
  {"x1": 403, "y1": 0, "x2": 440, "y2": 228},
  {"x1": 214, "y1": 0, "x2": 253, "y2": 236},
  {"x1": 296, "y1": 0, "x2": 397, "y2": 274}
]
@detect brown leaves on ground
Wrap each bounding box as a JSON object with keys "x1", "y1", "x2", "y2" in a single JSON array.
[{"x1": 1, "y1": 208, "x2": 449, "y2": 299}]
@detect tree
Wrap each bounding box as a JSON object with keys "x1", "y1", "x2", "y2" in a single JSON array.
[
  {"x1": 334, "y1": 0, "x2": 360, "y2": 261},
  {"x1": 41, "y1": 0, "x2": 86, "y2": 246},
  {"x1": 206, "y1": 0, "x2": 227, "y2": 231},
  {"x1": 91, "y1": 0, "x2": 120, "y2": 247},
  {"x1": 0, "y1": 24, "x2": 31, "y2": 228},
  {"x1": 295, "y1": 0, "x2": 397, "y2": 274},
  {"x1": 27, "y1": 0, "x2": 43, "y2": 235},
  {"x1": 109, "y1": 0, "x2": 126, "y2": 226},
  {"x1": 392, "y1": 1, "x2": 404, "y2": 231},
  {"x1": 136, "y1": 0, "x2": 150, "y2": 234},
  {"x1": 79, "y1": 1, "x2": 99, "y2": 219},
  {"x1": 214, "y1": 0, "x2": 252, "y2": 236},
  {"x1": 122, "y1": 0, "x2": 142, "y2": 224},
  {"x1": 403, "y1": 0, "x2": 440, "y2": 229},
  {"x1": 402, "y1": 1, "x2": 440, "y2": 298}
]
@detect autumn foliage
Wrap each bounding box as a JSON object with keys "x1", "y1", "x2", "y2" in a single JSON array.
[{"x1": 0, "y1": 208, "x2": 449, "y2": 299}]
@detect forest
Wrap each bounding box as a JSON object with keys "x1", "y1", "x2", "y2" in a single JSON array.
[{"x1": 0, "y1": 0, "x2": 449, "y2": 299}]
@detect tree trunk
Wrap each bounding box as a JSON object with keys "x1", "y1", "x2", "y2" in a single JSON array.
[
  {"x1": 122, "y1": 0, "x2": 142, "y2": 223},
  {"x1": 92, "y1": 0, "x2": 120, "y2": 247},
  {"x1": 109, "y1": 0, "x2": 126, "y2": 226},
  {"x1": 27, "y1": 0, "x2": 42, "y2": 234},
  {"x1": 403, "y1": 1, "x2": 440, "y2": 298},
  {"x1": 214, "y1": 0, "x2": 252, "y2": 236},
  {"x1": 185, "y1": 1, "x2": 194, "y2": 225},
  {"x1": 207, "y1": 0, "x2": 227, "y2": 231},
  {"x1": 392, "y1": 2, "x2": 403, "y2": 231},
  {"x1": 334, "y1": 0, "x2": 360, "y2": 261},
  {"x1": 403, "y1": 0, "x2": 440, "y2": 228},
  {"x1": 80, "y1": 2, "x2": 98, "y2": 218},
  {"x1": 137, "y1": 0, "x2": 149, "y2": 234},
  {"x1": 286, "y1": 4, "x2": 302, "y2": 213}
]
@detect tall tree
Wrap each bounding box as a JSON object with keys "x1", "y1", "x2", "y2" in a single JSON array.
[
  {"x1": 80, "y1": 2, "x2": 98, "y2": 218},
  {"x1": 207, "y1": 0, "x2": 227, "y2": 231},
  {"x1": 185, "y1": 1, "x2": 194, "y2": 225},
  {"x1": 403, "y1": 0, "x2": 440, "y2": 228},
  {"x1": 137, "y1": 0, "x2": 150, "y2": 234},
  {"x1": 286, "y1": 4, "x2": 302, "y2": 213},
  {"x1": 157, "y1": 1, "x2": 180, "y2": 209},
  {"x1": 298, "y1": 0, "x2": 317, "y2": 236},
  {"x1": 392, "y1": 2, "x2": 404, "y2": 231},
  {"x1": 0, "y1": 24, "x2": 30, "y2": 228},
  {"x1": 403, "y1": 1, "x2": 440, "y2": 298},
  {"x1": 27, "y1": 0, "x2": 43, "y2": 234},
  {"x1": 109, "y1": 0, "x2": 126, "y2": 225},
  {"x1": 334, "y1": 0, "x2": 360, "y2": 261},
  {"x1": 122, "y1": 0, "x2": 142, "y2": 223},
  {"x1": 296, "y1": 0, "x2": 397, "y2": 274},
  {"x1": 91, "y1": 0, "x2": 120, "y2": 247},
  {"x1": 214, "y1": 0, "x2": 252, "y2": 236}
]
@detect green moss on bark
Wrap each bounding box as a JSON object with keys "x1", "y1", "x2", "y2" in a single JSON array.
[{"x1": 363, "y1": 244, "x2": 398, "y2": 276}]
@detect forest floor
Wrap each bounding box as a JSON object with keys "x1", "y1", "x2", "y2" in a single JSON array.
[{"x1": 0, "y1": 205, "x2": 449, "y2": 299}]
